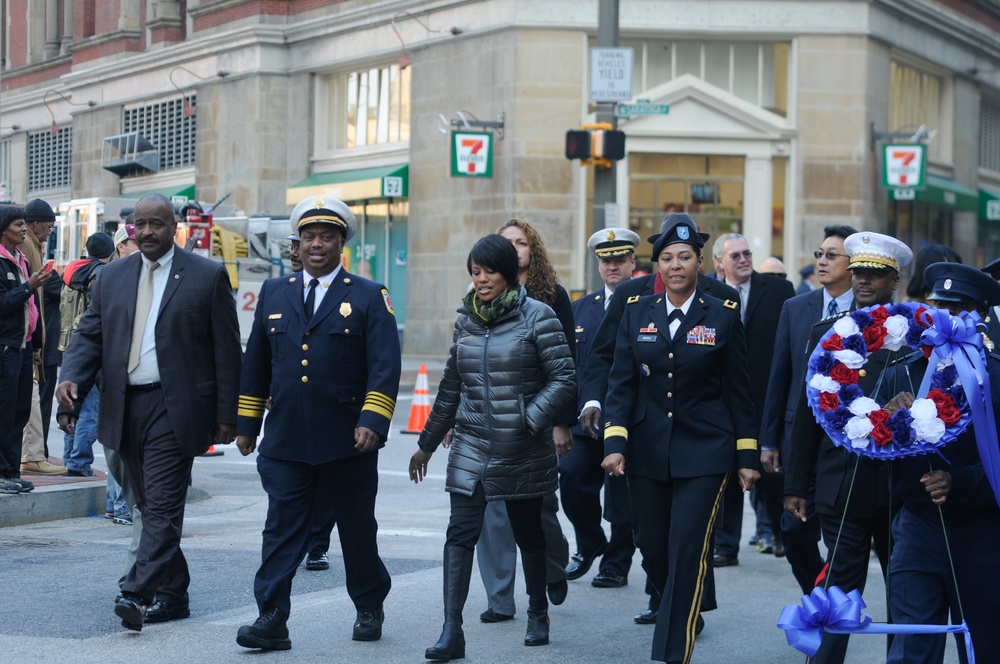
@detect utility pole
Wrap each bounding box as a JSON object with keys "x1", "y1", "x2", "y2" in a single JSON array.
[{"x1": 590, "y1": 0, "x2": 619, "y2": 290}]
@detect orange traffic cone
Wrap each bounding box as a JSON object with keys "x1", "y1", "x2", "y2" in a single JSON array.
[
  {"x1": 402, "y1": 363, "x2": 431, "y2": 434},
  {"x1": 200, "y1": 445, "x2": 224, "y2": 457}
]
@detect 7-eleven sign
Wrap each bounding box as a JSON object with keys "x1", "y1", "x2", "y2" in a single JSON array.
[
  {"x1": 451, "y1": 131, "x2": 493, "y2": 178},
  {"x1": 881, "y1": 144, "x2": 926, "y2": 189}
]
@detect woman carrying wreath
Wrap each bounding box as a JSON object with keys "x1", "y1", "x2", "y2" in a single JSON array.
[
  {"x1": 879, "y1": 262, "x2": 1000, "y2": 664},
  {"x1": 600, "y1": 215, "x2": 759, "y2": 664},
  {"x1": 409, "y1": 234, "x2": 576, "y2": 660}
]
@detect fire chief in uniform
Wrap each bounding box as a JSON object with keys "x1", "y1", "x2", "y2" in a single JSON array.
[
  {"x1": 235, "y1": 195, "x2": 401, "y2": 650},
  {"x1": 601, "y1": 216, "x2": 759, "y2": 664}
]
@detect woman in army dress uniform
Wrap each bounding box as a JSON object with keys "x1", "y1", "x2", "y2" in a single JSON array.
[{"x1": 601, "y1": 216, "x2": 760, "y2": 664}]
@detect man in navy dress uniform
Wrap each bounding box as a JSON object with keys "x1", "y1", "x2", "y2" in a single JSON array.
[
  {"x1": 562, "y1": 228, "x2": 639, "y2": 589},
  {"x1": 235, "y1": 194, "x2": 402, "y2": 650}
]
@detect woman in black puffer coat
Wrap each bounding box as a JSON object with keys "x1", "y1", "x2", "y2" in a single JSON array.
[{"x1": 409, "y1": 234, "x2": 575, "y2": 661}]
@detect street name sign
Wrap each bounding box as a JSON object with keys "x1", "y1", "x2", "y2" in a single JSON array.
[{"x1": 615, "y1": 99, "x2": 670, "y2": 118}]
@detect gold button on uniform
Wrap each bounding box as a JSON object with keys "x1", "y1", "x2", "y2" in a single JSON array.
[
  {"x1": 667, "y1": 412, "x2": 673, "y2": 418},
  {"x1": 668, "y1": 372, "x2": 673, "y2": 378},
  {"x1": 301, "y1": 359, "x2": 308, "y2": 367},
  {"x1": 302, "y1": 344, "x2": 309, "y2": 351},
  {"x1": 270, "y1": 327, "x2": 275, "y2": 333},
  {"x1": 301, "y1": 376, "x2": 309, "y2": 383},
  {"x1": 667, "y1": 392, "x2": 672, "y2": 398},
  {"x1": 668, "y1": 352, "x2": 674, "y2": 359},
  {"x1": 859, "y1": 369, "x2": 867, "y2": 377},
  {"x1": 344, "y1": 328, "x2": 350, "y2": 333},
  {"x1": 305, "y1": 331, "x2": 311, "y2": 336}
]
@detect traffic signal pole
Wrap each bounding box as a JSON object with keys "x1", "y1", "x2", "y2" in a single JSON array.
[{"x1": 590, "y1": 0, "x2": 619, "y2": 291}]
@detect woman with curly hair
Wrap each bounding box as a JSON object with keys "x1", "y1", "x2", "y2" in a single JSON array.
[{"x1": 471, "y1": 218, "x2": 577, "y2": 624}]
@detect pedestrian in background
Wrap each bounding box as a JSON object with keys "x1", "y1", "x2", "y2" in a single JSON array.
[
  {"x1": 472, "y1": 218, "x2": 574, "y2": 622},
  {"x1": 19, "y1": 199, "x2": 65, "y2": 476},
  {"x1": 409, "y1": 233, "x2": 576, "y2": 660},
  {"x1": 905, "y1": 243, "x2": 962, "y2": 303},
  {"x1": 0, "y1": 205, "x2": 51, "y2": 494},
  {"x1": 602, "y1": 215, "x2": 760, "y2": 664},
  {"x1": 236, "y1": 195, "x2": 400, "y2": 650}
]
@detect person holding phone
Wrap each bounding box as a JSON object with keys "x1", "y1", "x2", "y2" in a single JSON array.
[{"x1": 1, "y1": 205, "x2": 52, "y2": 494}]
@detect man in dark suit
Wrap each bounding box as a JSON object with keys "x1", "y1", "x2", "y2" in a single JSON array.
[
  {"x1": 562, "y1": 228, "x2": 639, "y2": 589},
  {"x1": 57, "y1": 193, "x2": 242, "y2": 632},
  {"x1": 784, "y1": 231, "x2": 912, "y2": 664},
  {"x1": 578, "y1": 213, "x2": 739, "y2": 625},
  {"x1": 758, "y1": 225, "x2": 856, "y2": 593},
  {"x1": 235, "y1": 195, "x2": 401, "y2": 650},
  {"x1": 710, "y1": 233, "x2": 795, "y2": 566}
]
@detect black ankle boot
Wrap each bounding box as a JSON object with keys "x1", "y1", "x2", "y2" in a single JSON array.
[
  {"x1": 426, "y1": 546, "x2": 474, "y2": 661},
  {"x1": 521, "y1": 550, "x2": 550, "y2": 646}
]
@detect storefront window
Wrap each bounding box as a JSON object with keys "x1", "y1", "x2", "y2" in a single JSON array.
[{"x1": 321, "y1": 63, "x2": 411, "y2": 152}]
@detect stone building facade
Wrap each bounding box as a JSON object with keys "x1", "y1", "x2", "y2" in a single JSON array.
[{"x1": 1, "y1": 0, "x2": 999, "y2": 354}]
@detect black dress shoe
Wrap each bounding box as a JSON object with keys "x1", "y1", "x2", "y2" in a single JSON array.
[
  {"x1": 773, "y1": 536, "x2": 786, "y2": 558},
  {"x1": 546, "y1": 580, "x2": 568, "y2": 606},
  {"x1": 480, "y1": 607, "x2": 514, "y2": 623},
  {"x1": 591, "y1": 570, "x2": 628, "y2": 588},
  {"x1": 145, "y1": 600, "x2": 191, "y2": 624},
  {"x1": 712, "y1": 554, "x2": 739, "y2": 567},
  {"x1": 115, "y1": 594, "x2": 147, "y2": 632},
  {"x1": 565, "y1": 542, "x2": 607, "y2": 581},
  {"x1": 353, "y1": 607, "x2": 384, "y2": 641},
  {"x1": 305, "y1": 551, "x2": 330, "y2": 571},
  {"x1": 237, "y1": 607, "x2": 291, "y2": 650},
  {"x1": 634, "y1": 608, "x2": 657, "y2": 624}
]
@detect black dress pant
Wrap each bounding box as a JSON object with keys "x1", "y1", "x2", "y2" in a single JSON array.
[
  {"x1": 630, "y1": 473, "x2": 728, "y2": 664},
  {"x1": 0, "y1": 347, "x2": 33, "y2": 478},
  {"x1": 255, "y1": 451, "x2": 390, "y2": 617},
  {"x1": 39, "y1": 363, "x2": 59, "y2": 450},
  {"x1": 447, "y1": 483, "x2": 545, "y2": 554},
  {"x1": 811, "y1": 509, "x2": 893, "y2": 664},
  {"x1": 561, "y1": 432, "x2": 635, "y2": 575},
  {"x1": 306, "y1": 493, "x2": 337, "y2": 556},
  {"x1": 120, "y1": 386, "x2": 193, "y2": 604}
]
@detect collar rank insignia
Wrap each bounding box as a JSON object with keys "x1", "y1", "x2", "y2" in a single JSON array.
[
  {"x1": 687, "y1": 326, "x2": 716, "y2": 346},
  {"x1": 627, "y1": 295, "x2": 641, "y2": 304},
  {"x1": 723, "y1": 299, "x2": 738, "y2": 309}
]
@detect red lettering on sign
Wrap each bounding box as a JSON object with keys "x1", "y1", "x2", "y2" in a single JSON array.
[
  {"x1": 242, "y1": 291, "x2": 256, "y2": 311},
  {"x1": 461, "y1": 139, "x2": 484, "y2": 173}
]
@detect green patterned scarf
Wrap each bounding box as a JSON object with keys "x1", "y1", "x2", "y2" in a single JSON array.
[{"x1": 463, "y1": 286, "x2": 520, "y2": 327}]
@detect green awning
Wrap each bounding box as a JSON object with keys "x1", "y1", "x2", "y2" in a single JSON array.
[
  {"x1": 138, "y1": 184, "x2": 196, "y2": 202},
  {"x1": 916, "y1": 175, "x2": 978, "y2": 211},
  {"x1": 982, "y1": 186, "x2": 1000, "y2": 221},
  {"x1": 286, "y1": 164, "x2": 408, "y2": 205}
]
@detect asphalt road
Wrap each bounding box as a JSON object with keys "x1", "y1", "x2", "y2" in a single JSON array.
[{"x1": 0, "y1": 394, "x2": 961, "y2": 663}]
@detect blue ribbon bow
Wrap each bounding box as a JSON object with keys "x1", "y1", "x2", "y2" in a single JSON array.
[
  {"x1": 778, "y1": 586, "x2": 975, "y2": 662},
  {"x1": 918, "y1": 309, "x2": 1000, "y2": 509}
]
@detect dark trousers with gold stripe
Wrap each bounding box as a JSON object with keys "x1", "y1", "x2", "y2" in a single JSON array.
[{"x1": 630, "y1": 473, "x2": 727, "y2": 664}]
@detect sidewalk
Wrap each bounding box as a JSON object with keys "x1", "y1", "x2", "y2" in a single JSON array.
[{"x1": 2, "y1": 358, "x2": 447, "y2": 528}]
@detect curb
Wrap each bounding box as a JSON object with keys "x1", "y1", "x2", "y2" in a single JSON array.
[{"x1": 0, "y1": 484, "x2": 212, "y2": 529}]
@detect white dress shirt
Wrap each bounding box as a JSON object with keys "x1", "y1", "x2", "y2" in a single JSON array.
[
  {"x1": 603, "y1": 285, "x2": 614, "y2": 311},
  {"x1": 665, "y1": 291, "x2": 697, "y2": 338},
  {"x1": 303, "y1": 264, "x2": 342, "y2": 316},
  {"x1": 822, "y1": 289, "x2": 854, "y2": 318},
  {"x1": 128, "y1": 246, "x2": 175, "y2": 385},
  {"x1": 726, "y1": 278, "x2": 750, "y2": 321}
]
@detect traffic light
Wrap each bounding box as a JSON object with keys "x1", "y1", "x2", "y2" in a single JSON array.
[
  {"x1": 564, "y1": 125, "x2": 625, "y2": 167},
  {"x1": 565, "y1": 130, "x2": 591, "y2": 160},
  {"x1": 593, "y1": 129, "x2": 625, "y2": 160}
]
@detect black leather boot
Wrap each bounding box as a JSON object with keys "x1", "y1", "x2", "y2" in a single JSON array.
[
  {"x1": 426, "y1": 545, "x2": 474, "y2": 661},
  {"x1": 521, "y1": 549, "x2": 550, "y2": 646}
]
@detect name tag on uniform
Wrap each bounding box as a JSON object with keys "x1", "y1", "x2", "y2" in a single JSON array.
[
  {"x1": 268, "y1": 313, "x2": 282, "y2": 319},
  {"x1": 637, "y1": 334, "x2": 658, "y2": 343},
  {"x1": 686, "y1": 326, "x2": 716, "y2": 345}
]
